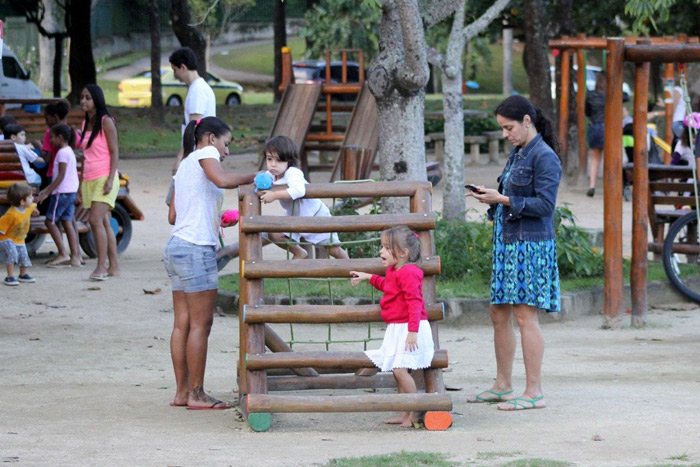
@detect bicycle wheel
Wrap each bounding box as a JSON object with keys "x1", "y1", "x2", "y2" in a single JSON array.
[{"x1": 662, "y1": 211, "x2": 700, "y2": 303}]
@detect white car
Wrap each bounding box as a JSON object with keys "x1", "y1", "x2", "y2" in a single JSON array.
[
  {"x1": 1, "y1": 44, "x2": 42, "y2": 105},
  {"x1": 550, "y1": 65, "x2": 632, "y2": 99}
]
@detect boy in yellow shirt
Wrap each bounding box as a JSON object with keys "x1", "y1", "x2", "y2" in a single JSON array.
[{"x1": 0, "y1": 183, "x2": 39, "y2": 286}]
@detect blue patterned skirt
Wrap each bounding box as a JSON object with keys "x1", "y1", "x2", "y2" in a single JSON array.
[{"x1": 490, "y1": 206, "x2": 561, "y2": 312}]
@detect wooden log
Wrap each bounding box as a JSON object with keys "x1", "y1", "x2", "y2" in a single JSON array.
[
  {"x1": 549, "y1": 37, "x2": 699, "y2": 50},
  {"x1": 246, "y1": 349, "x2": 448, "y2": 370},
  {"x1": 241, "y1": 257, "x2": 441, "y2": 279},
  {"x1": 267, "y1": 373, "x2": 398, "y2": 391},
  {"x1": 603, "y1": 38, "x2": 626, "y2": 327},
  {"x1": 624, "y1": 44, "x2": 700, "y2": 63},
  {"x1": 240, "y1": 213, "x2": 435, "y2": 234},
  {"x1": 238, "y1": 181, "x2": 431, "y2": 200},
  {"x1": 264, "y1": 324, "x2": 319, "y2": 377},
  {"x1": 631, "y1": 47, "x2": 650, "y2": 326},
  {"x1": 246, "y1": 393, "x2": 452, "y2": 413},
  {"x1": 243, "y1": 303, "x2": 444, "y2": 324},
  {"x1": 558, "y1": 49, "x2": 571, "y2": 163}
]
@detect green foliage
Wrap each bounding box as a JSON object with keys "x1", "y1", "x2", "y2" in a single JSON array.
[
  {"x1": 623, "y1": 0, "x2": 700, "y2": 35},
  {"x1": 332, "y1": 198, "x2": 382, "y2": 259},
  {"x1": 424, "y1": 116, "x2": 500, "y2": 136},
  {"x1": 300, "y1": 0, "x2": 381, "y2": 61},
  {"x1": 554, "y1": 204, "x2": 604, "y2": 278},
  {"x1": 326, "y1": 450, "x2": 456, "y2": 467},
  {"x1": 434, "y1": 213, "x2": 493, "y2": 282}
]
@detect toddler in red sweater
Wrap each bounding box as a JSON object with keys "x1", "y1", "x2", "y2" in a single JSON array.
[{"x1": 350, "y1": 225, "x2": 434, "y2": 427}]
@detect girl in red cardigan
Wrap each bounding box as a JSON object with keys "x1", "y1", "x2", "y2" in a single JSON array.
[{"x1": 350, "y1": 225, "x2": 434, "y2": 427}]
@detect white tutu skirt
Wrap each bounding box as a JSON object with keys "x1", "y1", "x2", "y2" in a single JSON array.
[{"x1": 365, "y1": 320, "x2": 435, "y2": 372}]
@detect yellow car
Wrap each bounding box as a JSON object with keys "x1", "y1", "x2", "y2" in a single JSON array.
[{"x1": 118, "y1": 68, "x2": 243, "y2": 107}]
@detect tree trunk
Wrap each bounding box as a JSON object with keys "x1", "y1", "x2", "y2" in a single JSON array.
[
  {"x1": 170, "y1": 0, "x2": 207, "y2": 77},
  {"x1": 368, "y1": 0, "x2": 429, "y2": 214},
  {"x1": 65, "y1": 0, "x2": 97, "y2": 105},
  {"x1": 53, "y1": 36, "x2": 63, "y2": 98},
  {"x1": 38, "y1": 0, "x2": 59, "y2": 93},
  {"x1": 441, "y1": 3, "x2": 467, "y2": 219},
  {"x1": 273, "y1": 0, "x2": 287, "y2": 103},
  {"x1": 150, "y1": 0, "x2": 165, "y2": 127},
  {"x1": 522, "y1": 0, "x2": 553, "y2": 120}
]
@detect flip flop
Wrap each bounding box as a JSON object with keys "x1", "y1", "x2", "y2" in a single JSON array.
[
  {"x1": 497, "y1": 395, "x2": 545, "y2": 411},
  {"x1": 467, "y1": 389, "x2": 514, "y2": 403},
  {"x1": 89, "y1": 274, "x2": 109, "y2": 282},
  {"x1": 47, "y1": 259, "x2": 72, "y2": 268},
  {"x1": 186, "y1": 400, "x2": 230, "y2": 411}
]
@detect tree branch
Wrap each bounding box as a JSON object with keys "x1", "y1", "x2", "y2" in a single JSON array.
[
  {"x1": 444, "y1": 0, "x2": 466, "y2": 79},
  {"x1": 461, "y1": 0, "x2": 511, "y2": 43},
  {"x1": 394, "y1": 0, "x2": 429, "y2": 90},
  {"x1": 421, "y1": 0, "x2": 461, "y2": 28},
  {"x1": 426, "y1": 46, "x2": 444, "y2": 69}
]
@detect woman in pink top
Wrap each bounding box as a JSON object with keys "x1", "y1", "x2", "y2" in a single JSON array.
[{"x1": 79, "y1": 84, "x2": 120, "y2": 281}]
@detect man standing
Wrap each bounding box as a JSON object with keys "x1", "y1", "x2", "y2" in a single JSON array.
[{"x1": 169, "y1": 47, "x2": 216, "y2": 172}]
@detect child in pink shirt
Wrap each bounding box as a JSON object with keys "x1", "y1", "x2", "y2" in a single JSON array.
[{"x1": 36, "y1": 123, "x2": 81, "y2": 267}]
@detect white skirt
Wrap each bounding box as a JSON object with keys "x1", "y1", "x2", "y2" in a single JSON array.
[{"x1": 365, "y1": 320, "x2": 435, "y2": 372}]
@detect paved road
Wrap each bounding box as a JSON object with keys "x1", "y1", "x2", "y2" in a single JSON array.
[{"x1": 101, "y1": 40, "x2": 274, "y2": 85}]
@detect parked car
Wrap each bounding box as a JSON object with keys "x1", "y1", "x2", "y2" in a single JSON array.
[
  {"x1": 118, "y1": 68, "x2": 243, "y2": 107},
  {"x1": 550, "y1": 65, "x2": 631, "y2": 99},
  {"x1": 0, "y1": 44, "x2": 42, "y2": 106},
  {"x1": 292, "y1": 60, "x2": 361, "y2": 84}
]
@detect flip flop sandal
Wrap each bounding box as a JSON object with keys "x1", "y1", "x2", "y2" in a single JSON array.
[
  {"x1": 468, "y1": 389, "x2": 514, "y2": 403},
  {"x1": 89, "y1": 274, "x2": 109, "y2": 282},
  {"x1": 47, "y1": 260, "x2": 72, "y2": 268},
  {"x1": 186, "y1": 400, "x2": 230, "y2": 410},
  {"x1": 497, "y1": 395, "x2": 545, "y2": 411}
]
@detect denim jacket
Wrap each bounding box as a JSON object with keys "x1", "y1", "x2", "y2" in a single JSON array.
[{"x1": 487, "y1": 134, "x2": 562, "y2": 243}]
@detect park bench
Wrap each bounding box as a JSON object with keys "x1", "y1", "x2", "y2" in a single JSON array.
[
  {"x1": 624, "y1": 163, "x2": 698, "y2": 255},
  {"x1": 426, "y1": 131, "x2": 504, "y2": 166}
]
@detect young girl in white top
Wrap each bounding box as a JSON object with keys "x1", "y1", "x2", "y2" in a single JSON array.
[
  {"x1": 165, "y1": 116, "x2": 256, "y2": 410},
  {"x1": 258, "y1": 136, "x2": 349, "y2": 260}
]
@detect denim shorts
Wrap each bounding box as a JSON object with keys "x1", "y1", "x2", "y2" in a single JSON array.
[
  {"x1": 46, "y1": 192, "x2": 76, "y2": 222},
  {"x1": 0, "y1": 240, "x2": 32, "y2": 267},
  {"x1": 163, "y1": 236, "x2": 218, "y2": 293}
]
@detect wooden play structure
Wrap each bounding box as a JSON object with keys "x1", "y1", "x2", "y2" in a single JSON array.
[
  {"x1": 236, "y1": 181, "x2": 452, "y2": 431},
  {"x1": 549, "y1": 35, "x2": 698, "y2": 179},
  {"x1": 600, "y1": 39, "x2": 700, "y2": 327}
]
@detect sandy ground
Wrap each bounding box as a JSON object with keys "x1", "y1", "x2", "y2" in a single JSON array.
[{"x1": 2, "y1": 154, "x2": 699, "y2": 466}]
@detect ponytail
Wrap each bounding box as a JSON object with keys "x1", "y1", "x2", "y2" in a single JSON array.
[
  {"x1": 182, "y1": 116, "x2": 231, "y2": 159},
  {"x1": 533, "y1": 108, "x2": 560, "y2": 156}
]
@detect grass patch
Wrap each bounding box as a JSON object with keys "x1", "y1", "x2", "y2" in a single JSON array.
[
  {"x1": 98, "y1": 51, "x2": 150, "y2": 73},
  {"x1": 325, "y1": 451, "x2": 456, "y2": 467},
  {"x1": 666, "y1": 453, "x2": 690, "y2": 461},
  {"x1": 502, "y1": 459, "x2": 574, "y2": 467},
  {"x1": 468, "y1": 41, "x2": 529, "y2": 95},
  {"x1": 242, "y1": 92, "x2": 274, "y2": 105},
  {"x1": 212, "y1": 37, "x2": 307, "y2": 76}
]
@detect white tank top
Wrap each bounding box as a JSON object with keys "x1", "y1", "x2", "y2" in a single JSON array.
[{"x1": 673, "y1": 86, "x2": 687, "y2": 122}]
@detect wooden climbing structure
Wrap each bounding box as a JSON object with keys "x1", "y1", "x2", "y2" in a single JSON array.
[{"x1": 236, "y1": 181, "x2": 452, "y2": 431}]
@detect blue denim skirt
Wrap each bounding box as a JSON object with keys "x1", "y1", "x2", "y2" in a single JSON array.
[
  {"x1": 587, "y1": 123, "x2": 605, "y2": 149},
  {"x1": 163, "y1": 236, "x2": 218, "y2": 293}
]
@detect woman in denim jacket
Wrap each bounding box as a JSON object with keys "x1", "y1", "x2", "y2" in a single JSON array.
[{"x1": 466, "y1": 95, "x2": 562, "y2": 411}]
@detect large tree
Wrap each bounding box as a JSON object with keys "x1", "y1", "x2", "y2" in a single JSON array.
[
  {"x1": 149, "y1": 0, "x2": 164, "y2": 126},
  {"x1": 64, "y1": 0, "x2": 97, "y2": 104},
  {"x1": 427, "y1": 0, "x2": 511, "y2": 219},
  {"x1": 170, "y1": 0, "x2": 208, "y2": 77}
]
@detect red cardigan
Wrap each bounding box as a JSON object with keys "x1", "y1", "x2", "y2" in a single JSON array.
[{"x1": 370, "y1": 264, "x2": 427, "y2": 332}]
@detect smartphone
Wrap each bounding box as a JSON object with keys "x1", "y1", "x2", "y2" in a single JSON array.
[{"x1": 465, "y1": 184, "x2": 484, "y2": 194}]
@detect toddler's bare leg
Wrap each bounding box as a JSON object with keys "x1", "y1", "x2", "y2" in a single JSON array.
[
  {"x1": 269, "y1": 232, "x2": 307, "y2": 259},
  {"x1": 329, "y1": 245, "x2": 349, "y2": 260},
  {"x1": 392, "y1": 368, "x2": 418, "y2": 427}
]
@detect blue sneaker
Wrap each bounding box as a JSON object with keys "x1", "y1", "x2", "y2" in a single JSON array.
[
  {"x1": 4, "y1": 276, "x2": 19, "y2": 286},
  {"x1": 18, "y1": 274, "x2": 36, "y2": 283}
]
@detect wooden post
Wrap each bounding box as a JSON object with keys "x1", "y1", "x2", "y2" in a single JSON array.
[
  {"x1": 663, "y1": 62, "x2": 675, "y2": 164},
  {"x1": 238, "y1": 190, "x2": 269, "y2": 429},
  {"x1": 558, "y1": 49, "x2": 571, "y2": 164},
  {"x1": 631, "y1": 41, "x2": 650, "y2": 328},
  {"x1": 340, "y1": 146, "x2": 360, "y2": 181},
  {"x1": 603, "y1": 38, "x2": 626, "y2": 328},
  {"x1": 279, "y1": 46, "x2": 293, "y2": 94},
  {"x1": 411, "y1": 187, "x2": 445, "y2": 394},
  {"x1": 576, "y1": 47, "x2": 587, "y2": 183}
]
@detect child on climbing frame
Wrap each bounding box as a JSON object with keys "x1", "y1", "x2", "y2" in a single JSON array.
[
  {"x1": 350, "y1": 225, "x2": 434, "y2": 428},
  {"x1": 257, "y1": 135, "x2": 349, "y2": 260}
]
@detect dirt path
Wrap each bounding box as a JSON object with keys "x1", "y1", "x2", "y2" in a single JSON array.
[{"x1": 1, "y1": 157, "x2": 699, "y2": 466}]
